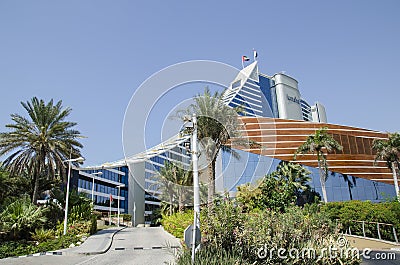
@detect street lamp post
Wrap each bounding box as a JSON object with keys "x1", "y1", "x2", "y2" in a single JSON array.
[
  {"x1": 116, "y1": 184, "x2": 125, "y2": 227},
  {"x1": 91, "y1": 172, "x2": 103, "y2": 202},
  {"x1": 63, "y1": 156, "x2": 85, "y2": 235},
  {"x1": 186, "y1": 114, "x2": 199, "y2": 264}
]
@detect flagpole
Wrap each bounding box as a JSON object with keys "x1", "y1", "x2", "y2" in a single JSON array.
[
  {"x1": 241, "y1": 58, "x2": 244, "y2": 69},
  {"x1": 253, "y1": 49, "x2": 257, "y2": 62},
  {"x1": 109, "y1": 194, "x2": 112, "y2": 226}
]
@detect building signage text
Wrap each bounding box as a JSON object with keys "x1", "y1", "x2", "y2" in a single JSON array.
[{"x1": 287, "y1": 94, "x2": 300, "y2": 105}]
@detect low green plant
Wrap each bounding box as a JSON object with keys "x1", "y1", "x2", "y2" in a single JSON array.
[
  {"x1": 161, "y1": 210, "x2": 194, "y2": 240},
  {"x1": 31, "y1": 228, "x2": 55, "y2": 242},
  {"x1": 0, "y1": 240, "x2": 36, "y2": 259},
  {"x1": 0, "y1": 196, "x2": 47, "y2": 240},
  {"x1": 68, "y1": 220, "x2": 92, "y2": 236},
  {"x1": 0, "y1": 233, "x2": 83, "y2": 259},
  {"x1": 174, "y1": 246, "x2": 247, "y2": 265}
]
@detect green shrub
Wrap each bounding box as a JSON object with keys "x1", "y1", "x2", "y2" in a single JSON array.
[
  {"x1": 69, "y1": 203, "x2": 92, "y2": 222},
  {"x1": 0, "y1": 240, "x2": 36, "y2": 259},
  {"x1": 120, "y1": 214, "x2": 132, "y2": 221},
  {"x1": 55, "y1": 220, "x2": 65, "y2": 237},
  {"x1": 90, "y1": 214, "x2": 97, "y2": 235},
  {"x1": 0, "y1": 208, "x2": 93, "y2": 259},
  {"x1": 93, "y1": 210, "x2": 102, "y2": 220},
  {"x1": 321, "y1": 200, "x2": 400, "y2": 241},
  {"x1": 31, "y1": 228, "x2": 55, "y2": 242},
  {"x1": 68, "y1": 220, "x2": 92, "y2": 236},
  {"x1": 0, "y1": 233, "x2": 82, "y2": 259},
  {"x1": 174, "y1": 246, "x2": 247, "y2": 265},
  {"x1": 0, "y1": 197, "x2": 47, "y2": 240},
  {"x1": 194, "y1": 198, "x2": 360, "y2": 265},
  {"x1": 236, "y1": 162, "x2": 318, "y2": 213},
  {"x1": 42, "y1": 200, "x2": 64, "y2": 230},
  {"x1": 161, "y1": 210, "x2": 194, "y2": 240}
]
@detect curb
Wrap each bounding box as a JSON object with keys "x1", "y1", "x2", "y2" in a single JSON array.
[
  {"x1": 10, "y1": 226, "x2": 126, "y2": 259},
  {"x1": 78, "y1": 226, "x2": 126, "y2": 255},
  {"x1": 10, "y1": 251, "x2": 63, "y2": 258}
]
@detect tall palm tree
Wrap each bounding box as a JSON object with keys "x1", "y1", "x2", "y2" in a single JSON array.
[
  {"x1": 175, "y1": 166, "x2": 193, "y2": 212},
  {"x1": 372, "y1": 132, "x2": 400, "y2": 202},
  {"x1": 177, "y1": 88, "x2": 242, "y2": 206},
  {"x1": 157, "y1": 162, "x2": 176, "y2": 216},
  {"x1": 0, "y1": 97, "x2": 83, "y2": 204},
  {"x1": 294, "y1": 127, "x2": 342, "y2": 203},
  {"x1": 157, "y1": 161, "x2": 193, "y2": 214}
]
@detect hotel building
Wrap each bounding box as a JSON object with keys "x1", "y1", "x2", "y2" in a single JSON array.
[{"x1": 71, "y1": 60, "x2": 396, "y2": 225}]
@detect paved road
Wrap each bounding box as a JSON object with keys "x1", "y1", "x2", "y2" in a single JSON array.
[{"x1": 0, "y1": 227, "x2": 181, "y2": 265}]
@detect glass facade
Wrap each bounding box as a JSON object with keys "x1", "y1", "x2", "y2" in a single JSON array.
[
  {"x1": 142, "y1": 143, "x2": 190, "y2": 222},
  {"x1": 222, "y1": 64, "x2": 312, "y2": 120},
  {"x1": 258, "y1": 74, "x2": 279, "y2": 118},
  {"x1": 300, "y1": 99, "x2": 312, "y2": 121},
  {"x1": 222, "y1": 63, "x2": 273, "y2": 118},
  {"x1": 74, "y1": 166, "x2": 129, "y2": 213},
  {"x1": 220, "y1": 149, "x2": 396, "y2": 202}
]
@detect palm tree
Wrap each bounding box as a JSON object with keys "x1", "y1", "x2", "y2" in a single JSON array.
[
  {"x1": 157, "y1": 161, "x2": 193, "y2": 214},
  {"x1": 176, "y1": 166, "x2": 193, "y2": 212},
  {"x1": 236, "y1": 162, "x2": 310, "y2": 212},
  {"x1": 0, "y1": 97, "x2": 84, "y2": 204},
  {"x1": 157, "y1": 162, "x2": 176, "y2": 215},
  {"x1": 294, "y1": 127, "x2": 342, "y2": 203},
  {"x1": 372, "y1": 132, "x2": 400, "y2": 202},
  {"x1": 177, "y1": 88, "x2": 242, "y2": 206},
  {"x1": 273, "y1": 161, "x2": 311, "y2": 194}
]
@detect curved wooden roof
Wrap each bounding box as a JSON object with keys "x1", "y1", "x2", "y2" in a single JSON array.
[{"x1": 233, "y1": 117, "x2": 395, "y2": 185}]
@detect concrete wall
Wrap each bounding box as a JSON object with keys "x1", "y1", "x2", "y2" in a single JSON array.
[{"x1": 128, "y1": 161, "x2": 145, "y2": 226}]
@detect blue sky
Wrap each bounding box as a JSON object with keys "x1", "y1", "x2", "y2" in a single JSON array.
[{"x1": 0, "y1": 1, "x2": 399, "y2": 166}]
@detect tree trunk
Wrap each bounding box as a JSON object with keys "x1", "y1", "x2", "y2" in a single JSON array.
[
  {"x1": 32, "y1": 155, "x2": 44, "y2": 204},
  {"x1": 32, "y1": 174, "x2": 40, "y2": 204},
  {"x1": 169, "y1": 194, "x2": 173, "y2": 216},
  {"x1": 207, "y1": 158, "x2": 216, "y2": 208},
  {"x1": 318, "y1": 159, "x2": 328, "y2": 203},
  {"x1": 391, "y1": 161, "x2": 400, "y2": 202},
  {"x1": 178, "y1": 191, "x2": 184, "y2": 213}
]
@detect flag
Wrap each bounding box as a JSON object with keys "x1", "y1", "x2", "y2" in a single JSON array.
[
  {"x1": 110, "y1": 194, "x2": 113, "y2": 202},
  {"x1": 242, "y1": 55, "x2": 250, "y2": 62},
  {"x1": 253, "y1": 49, "x2": 258, "y2": 60}
]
